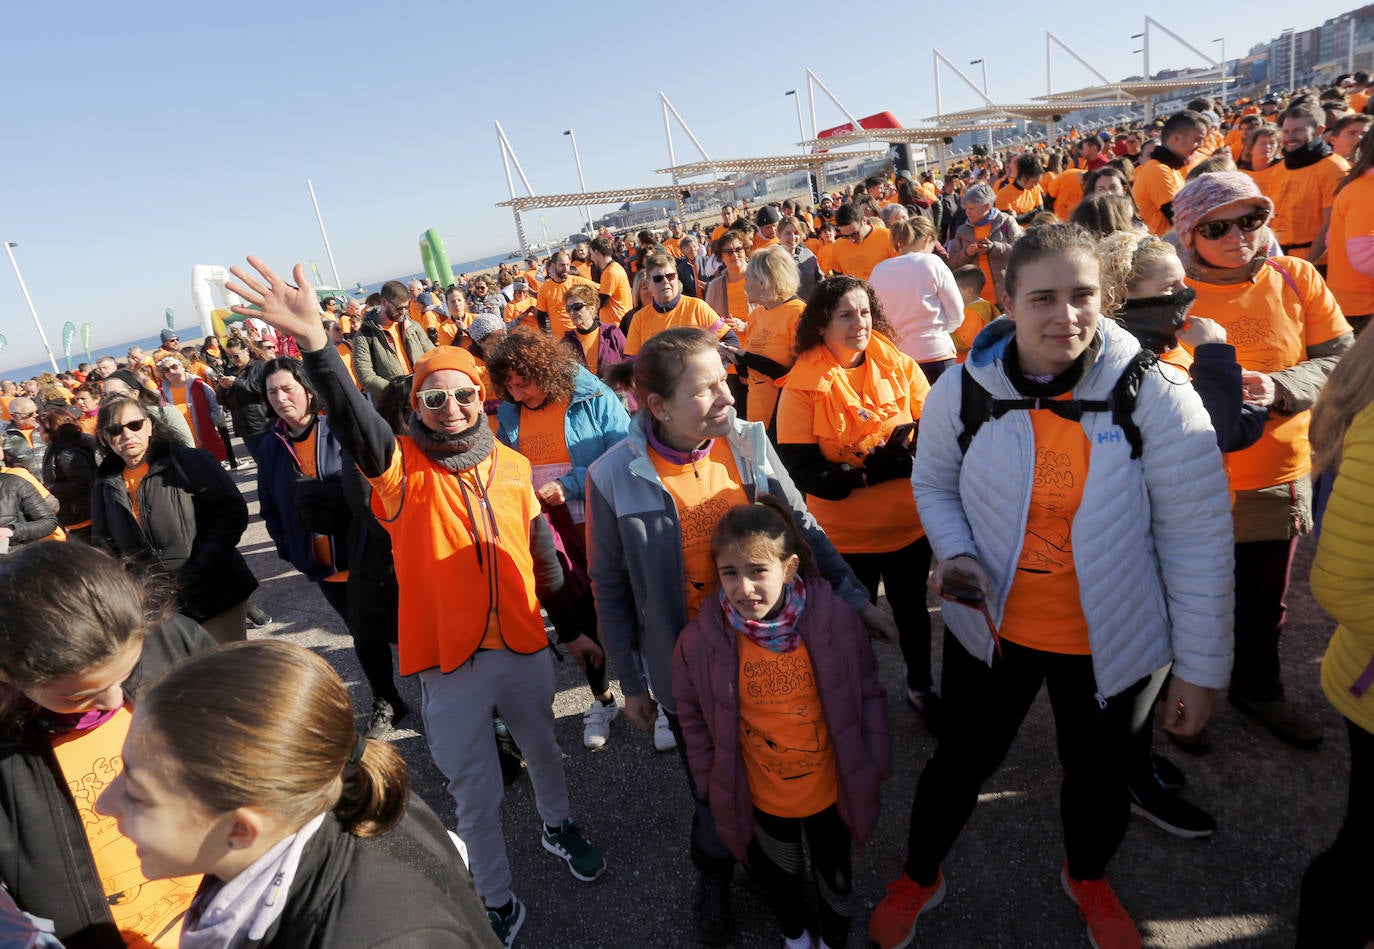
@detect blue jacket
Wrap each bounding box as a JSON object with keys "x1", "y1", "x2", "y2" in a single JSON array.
[
  {"x1": 257, "y1": 416, "x2": 351, "y2": 581},
  {"x1": 495, "y1": 366, "x2": 630, "y2": 502}
]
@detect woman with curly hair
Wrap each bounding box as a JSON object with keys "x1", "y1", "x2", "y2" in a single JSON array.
[
  {"x1": 488, "y1": 329, "x2": 632, "y2": 750},
  {"x1": 776, "y1": 276, "x2": 936, "y2": 718}
]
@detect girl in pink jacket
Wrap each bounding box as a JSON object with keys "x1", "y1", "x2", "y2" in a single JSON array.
[{"x1": 673, "y1": 497, "x2": 892, "y2": 949}]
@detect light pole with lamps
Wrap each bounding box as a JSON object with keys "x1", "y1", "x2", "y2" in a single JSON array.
[
  {"x1": 3, "y1": 242, "x2": 59, "y2": 373},
  {"x1": 970, "y1": 58, "x2": 994, "y2": 153},
  {"x1": 563, "y1": 129, "x2": 593, "y2": 235},
  {"x1": 1213, "y1": 38, "x2": 1227, "y2": 108},
  {"x1": 784, "y1": 89, "x2": 815, "y2": 202}
]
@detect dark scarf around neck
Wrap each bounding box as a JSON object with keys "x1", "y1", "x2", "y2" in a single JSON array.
[
  {"x1": 407, "y1": 413, "x2": 494, "y2": 472},
  {"x1": 1284, "y1": 138, "x2": 1334, "y2": 170}
]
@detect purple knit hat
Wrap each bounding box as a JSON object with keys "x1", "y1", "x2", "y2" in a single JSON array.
[{"x1": 1172, "y1": 172, "x2": 1273, "y2": 243}]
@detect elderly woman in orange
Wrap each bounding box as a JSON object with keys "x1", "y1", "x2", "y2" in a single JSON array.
[
  {"x1": 560, "y1": 282, "x2": 629, "y2": 381},
  {"x1": 156, "y1": 352, "x2": 227, "y2": 462},
  {"x1": 738, "y1": 246, "x2": 804, "y2": 434},
  {"x1": 775, "y1": 276, "x2": 937, "y2": 717},
  {"x1": 1175, "y1": 171, "x2": 1355, "y2": 750}
]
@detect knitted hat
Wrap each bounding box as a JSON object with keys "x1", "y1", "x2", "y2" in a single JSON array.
[
  {"x1": 160, "y1": 328, "x2": 178, "y2": 343},
  {"x1": 466, "y1": 311, "x2": 506, "y2": 343},
  {"x1": 1171, "y1": 172, "x2": 1273, "y2": 243},
  {"x1": 410, "y1": 345, "x2": 484, "y2": 409}
]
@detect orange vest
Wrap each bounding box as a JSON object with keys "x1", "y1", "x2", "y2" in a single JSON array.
[{"x1": 372, "y1": 438, "x2": 548, "y2": 675}]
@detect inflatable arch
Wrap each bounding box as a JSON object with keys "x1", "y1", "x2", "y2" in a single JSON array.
[
  {"x1": 191, "y1": 265, "x2": 248, "y2": 341},
  {"x1": 419, "y1": 229, "x2": 454, "y2": 288}
]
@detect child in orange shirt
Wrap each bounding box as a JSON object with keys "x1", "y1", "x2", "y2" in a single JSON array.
[
  {"x1": 952, "y1": 266, "x2": 999, "y2": 361},
  {"x1": 674, "y1": 498, "x2": 890, "y2": 949}
]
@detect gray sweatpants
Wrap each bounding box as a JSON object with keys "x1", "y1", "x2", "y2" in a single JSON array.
[{"x1": 419, "y1": 648, "x2": 570, "y2": 906}]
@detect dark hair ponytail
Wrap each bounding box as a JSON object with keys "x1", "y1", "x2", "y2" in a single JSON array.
[{"x1": 709, "y1": 495, "x2": 817, "y2": 579}]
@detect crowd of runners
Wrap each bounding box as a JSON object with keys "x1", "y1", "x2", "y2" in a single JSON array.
[{"x1": 2, "y1": 76, "x2": 1374, "y2": 949}]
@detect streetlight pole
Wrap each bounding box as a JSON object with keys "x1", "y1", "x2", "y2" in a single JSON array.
[
  {"x1": 1213, "y1": 38, "x2": 1227, "y2": 108},
  {"x1": 785, "y1": 89, "x2": 815, "y2": 203},
  {"x1": 970, "y1": 59, "x2": 993, "y2": 153},
  {"x1": 563, "y1": 129, "x2": 593, "y2": 235},
  {"x1": 3, "y1": 242, "x2": 59, "y2": 373}
]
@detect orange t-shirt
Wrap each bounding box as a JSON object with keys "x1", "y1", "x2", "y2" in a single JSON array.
[
  {"x1": 335, "y1": 342, "x2": 360, "y2": 388},
  {"x1": 624, "y1": 296, "x2": 729, "y2": 356},
  {"x1": 515, "y1": 399, "x2": 572, "y2": 466},
  {"x1": 167, "y1": 385, "x2": 193, "y2": 441},
  {"x1": 502, "y1": 299, "x2": 535, "y2": 332},
  {"x1": 1350, "y1": 91, "x2": 1371, "y2": 113},
  {"x1": 973, "y1": 222, "x2": 997, "y2": 304},
  {"x1": 572, "y1": 327, "x2": 600, "y2": 374},
  {"x1": 1187, "y1": 256, "x2": 1352, "y2": 489},
  {"x1": 742, "y1": 298, "x2": 804, "y2": 426},
  {"x1": 384, "y1": 321, "x2": 413, "y2": 372},
  {"x1": 751, "y1": 233, "x2": 779, "y2": 252},
  {"x1": 1132, "y1": 159, "x2": 1187, "y2": 236},
  {"x1": 0, "y1": 396, "x2": 10, "y2": 422},
  {"x1": 651, "y1": 439, "x2": 748, "y2": 621},
  {"x1": 123, "y1": 462, "x2": 149, "y2": 524},
  {"x1": 536, "y1": 275, "x2": 598, "y2": 334},
  {"x1": 598, "y1": 261, "x2": 634, "y2": 325},
  {"x1": 995, "y1": 182, "x2": 1044, "y2": 217},
  {"x1": 294, "y1": 426, "x2": 346, "y2": 582},
  {"x1": 998, "y1": 398, "x2": 1091, "y2": 655},
  {"x1": 775, "y1": 338, "x2": 928, "y2": 554},
  {"x1": 1264, "y1": 153, "x2": 1351, "y2": 257},
  {"x1": 520, "y1": 269, "x2": 543, "y2": 293},
  {"x1": 724, "y1": 278, "x2": 751, "y2": 324},
  {"x1": 79, "y1": 414, "x2": 100, "y2": 436},
  {"x1": 953, "y1": 299, "x2": 997, "y2": 359},
  {"x1": 50, "y1": 706, "x2": 199, "y2": 948},
  {"x1": 829, "y1": 224, "x2": 893, "y2": 281},
  {"x1": 1048, "y1": 168, "x2": 1086, "y2": 221},
  {"x1": 1328, "y1": 171, "x2": 1374, "y2": 316},
  {"x1": 737, "y1": 634, "x2": 838, "y2": 818}
]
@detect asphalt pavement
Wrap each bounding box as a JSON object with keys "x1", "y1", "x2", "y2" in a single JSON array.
[{"x1": 231, "y1": 460, "x2": 1343, "y2": 948}]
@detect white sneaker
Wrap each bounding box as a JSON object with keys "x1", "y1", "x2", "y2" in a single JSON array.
[
  {"x1": 582, "y1": 699, "x2": 618, "y2": 750},
  {"x1": 653, "y1": 705, "x2": 676, "y2": 752}
]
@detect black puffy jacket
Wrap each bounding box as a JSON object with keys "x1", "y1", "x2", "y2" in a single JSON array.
[
  {"x1": 0, "y1": 471, "x2": 58, "y2": 546},
  {"x1": 40, "y1": 431, "x2": 97, "y2": 527}
]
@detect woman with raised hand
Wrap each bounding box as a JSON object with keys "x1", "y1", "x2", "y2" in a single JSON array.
[
  {"x1": 0, "y1": 540, "x2": 216, "y2": 947},
  {"x1": 89, "y1": 394, "x2": 257, "y2": 643},
  {"x1": 224, "y1": 257, "x2": 605, "y2": 947},
  {"x1": 96, "y1": 639, "x2": 499, "y2": 948}
]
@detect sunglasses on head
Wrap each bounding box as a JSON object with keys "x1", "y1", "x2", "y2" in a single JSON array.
[
  {"x1": 105, "y1": 418, "x2": 148, "y2": 438},
  {"x1": 650, "y1": 272, "x2": 678, "y2": 284},
  {"x1": 1192, "y1": 209, "x2": 1269, "y2": 241},
  {"x1": 417, "y1": 386, "x2": 479, "y2": 410}
]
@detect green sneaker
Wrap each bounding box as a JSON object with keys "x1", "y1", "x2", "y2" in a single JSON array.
[
  {"x1": 541, "y1": 819, "x2": 606, "y2": 882},
  {"x1": 486, "y1": 895, "x2": 525, "y2": 948}
]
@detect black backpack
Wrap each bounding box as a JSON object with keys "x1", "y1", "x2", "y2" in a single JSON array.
[{"x1": 957, "y1": 349, "x2": 1158, "y2": 459}]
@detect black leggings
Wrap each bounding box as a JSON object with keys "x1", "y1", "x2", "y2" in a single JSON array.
[
  {"x1": 748, "y1": 805, "x2": 854, "y2": 947},
  {"x1": 843, "y1": 537, "x2": 933, "y2": 691},
  {"x1": 905, "y1": 632, "x2": 1150, "y2": 884},
  {"x1": 572, "y1": 589, "x2": 611, "y2": 697},
  {"x1": 319, "y1": 579, "x2": 401, "y2": 704},
  {"x1": 1231, "y1": 537, "x2": 1300, "y2": 701},
  {"x1": 1297, "y1": 717, "x2": 1374, "y2": 947}
]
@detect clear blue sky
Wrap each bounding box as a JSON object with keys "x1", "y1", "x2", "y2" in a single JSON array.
[{"x1": 0, "y1": 0, "x2": 1345, "y2": 372}]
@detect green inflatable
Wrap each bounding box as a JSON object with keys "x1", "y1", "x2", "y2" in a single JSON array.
[{"x1": 420, "y1": 229, "x2": 454, "y2": 288}]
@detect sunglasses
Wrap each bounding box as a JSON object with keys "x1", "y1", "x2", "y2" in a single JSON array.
[
  {"x1": 104, "y1": 418, "x2": 148, "y2": 438},
  {"x1": 417, "y1": 386, "x2": 479, "y2": 410},
  {"x1": 566, "y1": 302, "x2": 589, "y2": 312},
  {"x1": 837, "y1": 228, "x2": 863, "y2": 242},
  {"x1": 650, "y1": 272, "x2": 678, "y2": 284},
  {"x1": 720, "y1": 247, "x2": 746, "y2": 257},
  {"x1": 1192, "y1": 209, "x2": 1269, "y2": 241}
]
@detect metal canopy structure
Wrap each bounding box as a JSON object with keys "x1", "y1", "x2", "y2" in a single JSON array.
[
  {"x1": 655, "y1": 150, "x2": 888, "y2": 179},
  {"x1": 796, "y1": 122, "x2": 1014, "y2": 150},
  {"x1": 495, "y1": 186, "x2": 685, "y2": 212},
  {"x1": 1037, "y1": 23, "x2": 1235, "y2": 122},
  {"x1": 922, "y1": 101, "x2": 1133, "y2": 123}
]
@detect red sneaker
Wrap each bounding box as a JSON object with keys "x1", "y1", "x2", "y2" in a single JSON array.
[
  {"x1": 1060, "y1": 863, "x2": 1141, "y2": 949},
  {"x1": 868, "y1": 872, "x2": 946, "y2": 949}
]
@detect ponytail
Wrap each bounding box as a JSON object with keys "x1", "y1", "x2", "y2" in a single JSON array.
[
  {"x1": 335, "y1": 737, "x2": 409, "y2": 837},
  {"x1": 709, "y1": 495, "x2": 817, "y2": 579}
]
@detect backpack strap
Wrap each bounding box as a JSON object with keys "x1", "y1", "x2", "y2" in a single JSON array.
[
  {"x1": 958, "y1": 349, "x2": 1157, "y2": 458},
  {"x1": 1108, "y1": 349, "x2": 1157, "y2": 460}
]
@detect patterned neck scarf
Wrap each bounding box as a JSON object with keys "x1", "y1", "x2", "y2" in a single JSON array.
[{"x1": 721, "y1": 576, "x2": 807, "y2": 653}]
